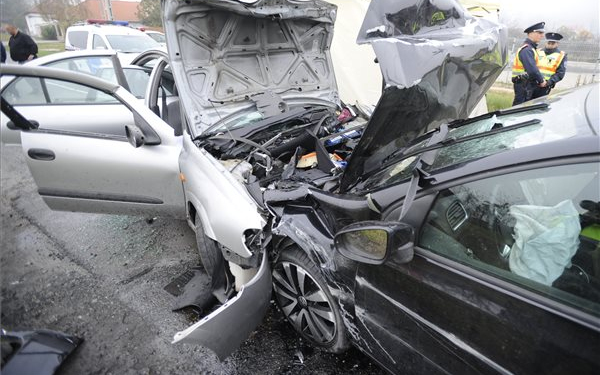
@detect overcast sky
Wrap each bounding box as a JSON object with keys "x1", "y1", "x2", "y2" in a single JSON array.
[{"x1": 495, "y1": 0, "x2": 599, "y2": 34}]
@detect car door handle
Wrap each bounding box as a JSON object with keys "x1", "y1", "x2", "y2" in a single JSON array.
[
  {"x1": 27, "y1": 148, "x2": 55, "y2": 161},
  {"x1": 7, "y1": 120, "x2": 40, "y2": 130}
]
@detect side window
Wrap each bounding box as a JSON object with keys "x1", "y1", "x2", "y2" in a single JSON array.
[
  {"x1": 67, "y1": 31, "x2": 88, "y2": 49},
  {"x1": 3, "y1": 77, "x2": 117, "y2": 105},
  {"x1": 2, "y1": 77, "x2": 46, "y2": 105},
  {"x1": 45, "y1": 56, "x2": 118, "y2": 82},
  {"x1": 44, "y1": 78, "x2": 117, "y2": 104},
  {"x1": 419, "y1": 162, "x2": 600, "y2": 316},
  {"x1": 93, "y1": 34, "x2": 108, "y2": 49},
  {"x1": 122, "y1": 68, "x2": 151, "y2": 98}
]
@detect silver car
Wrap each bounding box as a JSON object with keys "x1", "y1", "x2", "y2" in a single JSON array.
[{"x1": 1, "y1": 0, "x2": 507, "y2": 362}]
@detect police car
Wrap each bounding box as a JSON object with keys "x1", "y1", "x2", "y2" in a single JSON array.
[{"x1": 65, "y1": 20, "x2": 161, "y2": 65}]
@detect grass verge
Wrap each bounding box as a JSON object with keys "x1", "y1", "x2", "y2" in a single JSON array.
[
  {"x1": 486, "y1": 88, "x2": 513, "y2": 111},
  {"x1": 37, "y1": 41, "x2": 65, "y2": 57}
]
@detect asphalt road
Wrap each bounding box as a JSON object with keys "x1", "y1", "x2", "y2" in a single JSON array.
[{"x1": 0, "y1": 144, "x2": 385, "y2": 375}]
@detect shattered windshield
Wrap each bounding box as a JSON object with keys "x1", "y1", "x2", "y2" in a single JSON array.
[{"x1": 353, "y1": 106, "x2": 583, "y2": 192}]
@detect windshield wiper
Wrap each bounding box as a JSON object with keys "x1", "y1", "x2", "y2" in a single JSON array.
[{"x1": 446, "y1": 102, "x2": 549, "y2": 128}]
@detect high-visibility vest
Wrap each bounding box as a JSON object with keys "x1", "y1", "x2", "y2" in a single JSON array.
[
  {"x1": 512, "y1": 44, "x2": 539, "y2": 77},
  {"x1": 537, "y1": 50, "x2": 566, "y2": 80}
]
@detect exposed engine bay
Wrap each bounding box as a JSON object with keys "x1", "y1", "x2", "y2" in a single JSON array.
[{"x1": 195, "y1": 105, "x2": 369, "y2": 191}]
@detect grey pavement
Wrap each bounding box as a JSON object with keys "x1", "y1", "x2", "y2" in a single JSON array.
[{"x1": 0, "y1": 144, "x2": 383, "y2": 375}]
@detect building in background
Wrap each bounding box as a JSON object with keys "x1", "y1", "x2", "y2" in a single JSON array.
[
  {"x1": 77, "y1": 0, "x2": 142, "y2": 25},
  {"x1": 25, "y1": 11, "x2": 60, "y2": 38},
  {"x1": 22, "y1": 0, "x2": 142, "y2": 39}
]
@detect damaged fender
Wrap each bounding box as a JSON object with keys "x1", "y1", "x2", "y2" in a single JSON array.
[{"x1": 172, "y1": 252, "x2": 271, "y2": 360}]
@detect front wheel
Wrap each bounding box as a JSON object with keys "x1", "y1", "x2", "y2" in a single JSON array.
[
  {"x1": 194, "y1": 213, "x2": 221, "y2": 279},
  {"x1": 272, "y1": 247, "x2": 349, "y2": 353}
]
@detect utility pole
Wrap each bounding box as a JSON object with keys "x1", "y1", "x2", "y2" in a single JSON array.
[{"x1": 103, "y1": 0, "x2": 114, "y2": 21}]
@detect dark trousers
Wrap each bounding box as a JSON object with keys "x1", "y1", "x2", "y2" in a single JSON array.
[
  {"x1": 512, "y1": 81, "x2": 537, "y2": 105},
  {"x1": 532, "y1": 86, "x2": 551, "y2": 100}
]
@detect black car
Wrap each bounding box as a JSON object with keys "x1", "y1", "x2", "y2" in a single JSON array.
[{"x1": 264, "y1": 84, "x2": 600, "y2": 374}]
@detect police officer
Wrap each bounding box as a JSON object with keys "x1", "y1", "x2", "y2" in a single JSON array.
[
  {"x1": 511, "y1": 22, "x2": 546, "y2": 105},
  {"x1": 532, "y1": 32, "x2": 567, "y2": 99}
]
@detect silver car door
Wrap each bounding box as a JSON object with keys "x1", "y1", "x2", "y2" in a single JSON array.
[
  {"x1": 1, "y1": 52, "x2": 129, "y2": 145},
  {"x1": 1, "y1": 65, "x2": 185, "y2": 218}
]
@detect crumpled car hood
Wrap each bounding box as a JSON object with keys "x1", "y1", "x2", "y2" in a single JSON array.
[
  {"x1": 340, "y1": 0, "x2": 507, "y2": 192},
  {"x1": 162, "y1": 0, "x2": 339, "y2": 137}
]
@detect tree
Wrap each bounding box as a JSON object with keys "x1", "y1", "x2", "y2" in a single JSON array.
[
  {"x1": 0, "y1": 0, "x2": 32, "y2": 31},
  {"x1": 41, "y1": 24, "x2": 57, "y2": 40},
  {"x1": 576, "y1": 29, "x2": 594, "y2": 42},
  {"x1": 138, "y1": 0, "x2": 162, "y2": 27},
  {"x1": 34, "y1": 0, "x2": 89, "y2": 35},
  {"x1": 556, "y1": 25, "x2": 576, "y2": 41}
]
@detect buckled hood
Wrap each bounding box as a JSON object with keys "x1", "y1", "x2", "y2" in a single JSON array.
[
  {"x1": 162, "y1": 0, "x2": 339, "y2": 136},
  {"x1": 339, "y1": 0, "x2": 507, "y2": 192}
]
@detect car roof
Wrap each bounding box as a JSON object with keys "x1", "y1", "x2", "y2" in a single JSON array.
[
  {"x1": 25, "y1": 50, "x2": 119, "y2": 66},
  {"x1": 67, "y1": 24, "x2": 148, "y2": 36}
]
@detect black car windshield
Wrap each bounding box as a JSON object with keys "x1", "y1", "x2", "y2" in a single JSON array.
[
  {"x1": 106, "y1": 35, "x2": 160, "y2": 53},
  {"x1": 354, "y1": 97, "x2": 592, "y2": 193}
]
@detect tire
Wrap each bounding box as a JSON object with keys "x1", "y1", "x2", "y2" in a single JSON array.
[
  {"x1": 194, "y1": 213, "x2": 221, "y2": 279},
  {"x1": 272, "y1": 247, "x2": 349, "y2": 353}
]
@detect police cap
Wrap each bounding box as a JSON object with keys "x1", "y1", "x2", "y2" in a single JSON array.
[
  {"x1": 524, "y1": 22, "x2": 545, "y2": 33},
  {"x1": 545, "y1": 32, "x2": 563, "y2": 42}
]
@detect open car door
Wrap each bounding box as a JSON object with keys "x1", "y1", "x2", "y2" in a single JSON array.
[
  {"x1": 0, "y1": 51, "x2": 132, "y2": 145},
  {"x1": 0, "y1": 64, "x2": 185, "y2": 218}
]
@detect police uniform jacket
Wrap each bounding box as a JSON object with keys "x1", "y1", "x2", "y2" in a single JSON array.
[
  {"x1": 540, "y1": 47, "x2": 567, "y2": 87},
  {"x1": 517, "y1": 38, "x2": 544, "y2": 84}
]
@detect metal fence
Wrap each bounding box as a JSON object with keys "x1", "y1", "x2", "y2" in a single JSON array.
[
  {"x1": 498, "y1": 37, "x2": 600, "y2": 88},
  {"x1": 508, "y1": 37, "x2": 599, "y2": 63}
]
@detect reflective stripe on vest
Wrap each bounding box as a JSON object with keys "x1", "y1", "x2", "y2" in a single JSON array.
[
  {"x1": 537, "y1": 50, "x2": 565, "y2": 80},
  {"x1": 512, "y1": 44, "x2": 539, "y2": 77}
]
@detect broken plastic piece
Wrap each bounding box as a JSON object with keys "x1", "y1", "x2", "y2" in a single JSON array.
[
  {"x1": 172, "y1": 254, "x2": 271, "y2": 360},
  {"x1": 297, "y1": 152, "x2": 343, "y2": 169},
  {"x1": 1, "y1": 329, "x2": 82, "y2": 375},
  {"x1": 337, "y1": 107, "x2": 357, "y2": 124}
]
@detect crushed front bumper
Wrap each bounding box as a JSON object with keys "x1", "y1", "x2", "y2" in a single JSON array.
[{"x1": 172, "y1": 253, "x2": 272, "y2": 360}]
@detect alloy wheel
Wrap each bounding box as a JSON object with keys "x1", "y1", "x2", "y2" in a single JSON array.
[{"x1": 272, "y1": 261, "x2": 336, "y2": 344}]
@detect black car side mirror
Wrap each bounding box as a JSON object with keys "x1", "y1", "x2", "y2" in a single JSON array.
[
  {"x1": 334, "y1": 221, "x2": 414, "y2": 265},
  {"x1": 125, "y1": 125, "x2": 146, "y2": 148}
]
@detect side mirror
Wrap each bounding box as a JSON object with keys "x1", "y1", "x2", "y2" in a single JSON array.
[
  {"x1": 334, "y1": 221, "x2": 414, "y2": 265},
  {"x1": 125, "y1": 125, "x2": 146, "y2": 148}
]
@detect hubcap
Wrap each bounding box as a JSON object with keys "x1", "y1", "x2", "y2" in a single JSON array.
[{"x1": 272, "y1": 261, "x2": 336, "y2": 344}]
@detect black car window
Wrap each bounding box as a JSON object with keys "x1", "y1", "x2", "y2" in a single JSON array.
[{"x1": 419, "y1": 162, "x2": 600, "y2": 317}]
